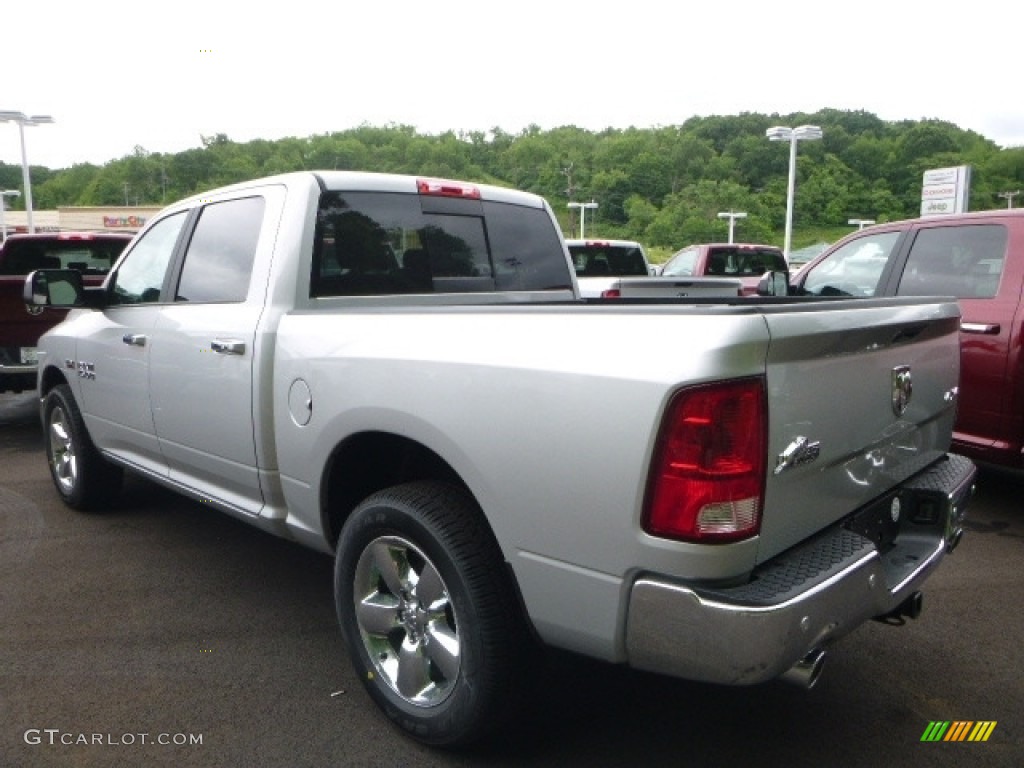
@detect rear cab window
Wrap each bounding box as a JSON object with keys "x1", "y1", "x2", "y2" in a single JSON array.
[
  {"x1": 0, "y1": 236, "x2": 129, "y2": 276},
  {"x1": 311, "y1": 191, "x2": 571, "y2": 297},
  {"x1": 567, "y1": 242, "x2": 649, "y2": 277},
  {"x1": 704, "y1": 246, "x2": 787, "y2": 276}
]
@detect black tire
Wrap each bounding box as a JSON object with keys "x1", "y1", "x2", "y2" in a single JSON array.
[
  {"x1": 42, "y1": 383, "x2": 123, "y2": 510},
  {"x1": 334, "y1": 481, "x2": 530, "y2": 747}
]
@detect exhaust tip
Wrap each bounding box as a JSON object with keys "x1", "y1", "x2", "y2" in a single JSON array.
[
  {"x1": 903, "y1": 591, "x2": 924, "y2": 620},
  {"x1": 780, "y1": 648, "x2": 826, "y2": 690}
]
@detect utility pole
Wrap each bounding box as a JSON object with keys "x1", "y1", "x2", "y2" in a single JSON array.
[{"x1": 998, "y1": 190, "x2": 1021, "y2": 209}]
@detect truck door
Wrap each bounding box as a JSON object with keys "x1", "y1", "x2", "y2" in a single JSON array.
[
  {"x1": 894, "y1": 221, "x2": 1015, "y2": 456},
  {"x1": 71, "y1": 211, "x2": 190, "y2": 477},
  {"x1": 148, "y1": 193, "x2": 277, "y2": 516}
]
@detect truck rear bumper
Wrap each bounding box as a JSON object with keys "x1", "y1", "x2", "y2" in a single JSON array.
[{"x1": 624, "y1": 453, "x2": 976, "y2": 686}]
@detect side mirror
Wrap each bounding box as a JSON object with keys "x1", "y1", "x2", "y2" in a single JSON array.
[
  {"x1": 23, "y1": 269, "x2": 87, "y2": 309},
  {"x1": 756, "y1": 270, "x2": 790, "y2": 297}
]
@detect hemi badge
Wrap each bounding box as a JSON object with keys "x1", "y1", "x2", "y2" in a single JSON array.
[{"x1": 775, "y1": 436, "x2": 821, "y2": 475}]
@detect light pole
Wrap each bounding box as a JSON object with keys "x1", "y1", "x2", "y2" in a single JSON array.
[
  {"x1": 567, "y1": 200, "x2": 599, "y2": 239},
  {"x1": 766, "y1": 124, "x2": 822, "y2": 258},
  {"x1": 848, "y1": 218, "x2": 875, "y2": 230},
  {"x1": 717, "y1": 211, "x2": 747, "y2": 243},
  {"x1": 0, "y1": 110, "x2": 55, "y2": 234},
  {"x1": 1, "y1": 189, "x2": 20, "y2": 241}
]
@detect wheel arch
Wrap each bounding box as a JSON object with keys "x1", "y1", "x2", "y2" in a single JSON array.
[
  {"x1": 39, "y1": 364, "x2": 71, "y2": 398},
  {"x1": 320, "y1": 430, "x2": 470, "y2": 549},
  {"x1": 318, "y1": 431, "x2": 539, "y2": 644}
]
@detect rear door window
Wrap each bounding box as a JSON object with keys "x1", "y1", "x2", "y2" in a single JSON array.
[
  {"x1": 895, "y1": 224, "x2": 1007, "y2": 299},
  {"x1": 175, "y1": 196, "x2": 265, "y2": 303}
]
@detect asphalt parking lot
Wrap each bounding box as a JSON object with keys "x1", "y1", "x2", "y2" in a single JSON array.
[{"x1": 1, "y1": 390, "x2": 1021, "y2": 767}]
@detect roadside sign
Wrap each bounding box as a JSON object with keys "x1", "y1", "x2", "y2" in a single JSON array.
[{"x1": 921, "y1": 166, "x2": 971, "y2": 217}]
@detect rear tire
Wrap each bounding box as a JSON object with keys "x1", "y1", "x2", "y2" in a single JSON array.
[
  {"x1": 43, "y1": 383, "x2": 123, "y2": 510},
  {"x1": 334, "y1": 481, "x2": 531, "y2": 747}
]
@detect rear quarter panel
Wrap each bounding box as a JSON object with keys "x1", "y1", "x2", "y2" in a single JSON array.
[{"x1": 273, "y1": 304, "x2": 774, "y2": 658}]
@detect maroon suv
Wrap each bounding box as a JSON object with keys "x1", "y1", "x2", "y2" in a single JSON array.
[{"x1": 0, "y1": 232, "x2": 132, "y2": 392}]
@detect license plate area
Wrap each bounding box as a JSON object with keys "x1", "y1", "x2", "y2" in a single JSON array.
[
  {"x1": 19, "y1": 347, "x2": 38, "y2": 364},
  {"x1": 844, "y1": 491, "x2": 904, "y2": 553}
]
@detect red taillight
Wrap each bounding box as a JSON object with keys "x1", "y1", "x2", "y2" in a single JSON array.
[
  {"x1": 600, "y1": 288, "x2": 621, "y2": 298},
  {"x1": 644, "y1": 378, "x2": 766, "y2": 543},
  {"x1": 417, "y1": 178, "x2": 481, "y2": 200}
]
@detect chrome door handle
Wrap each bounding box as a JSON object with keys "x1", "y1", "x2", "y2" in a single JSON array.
[
  {"x1": 122, "y1": 334, "x2": 147, "y2": 346},
  {"x1": 960, "y1": 322, "x2": 1000, "y2": 335},
  {"x1": 211, "y1": 339, "x2": 246, "y2": 355}
]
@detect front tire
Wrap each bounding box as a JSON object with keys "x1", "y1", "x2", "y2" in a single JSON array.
[
  {"x1": 335, "y1": 481, "x2": 530, "y2": 747},
  {"x1": 43, "y1": 383, "x2": 123, "y2": 510}
]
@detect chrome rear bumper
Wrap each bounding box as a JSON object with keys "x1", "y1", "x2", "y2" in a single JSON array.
[{"x1": 624, "y1": 453, "x2": 975, "y2": 685}]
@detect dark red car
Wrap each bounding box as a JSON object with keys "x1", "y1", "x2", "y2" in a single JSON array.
[
  {"x1": 0, "y1": 232, "x2": 132, "y2": 392},
  {"x1": 792, "y1": 209, "x2": 1024, "y2": 470}
]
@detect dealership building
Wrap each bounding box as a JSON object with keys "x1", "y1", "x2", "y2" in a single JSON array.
[{"x1": 1, "y1": 206, "x2": 161, "y2": 237}]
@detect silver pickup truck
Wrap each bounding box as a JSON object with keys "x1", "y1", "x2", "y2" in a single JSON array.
[{"x1": 25, "y1": 171, "x2": 975, "y2": 747}]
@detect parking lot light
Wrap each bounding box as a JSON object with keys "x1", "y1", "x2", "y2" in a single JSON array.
[
  {"x1": 0, "y1": 111, "x2": 55, "y2": 234},
  {"x1": 848, "y1": 218, "x2": 875, "y2": 230},
  {"x1": 568, "y1": 200, "x2": 599, "y2": 239},
  {"x1": 717, "y1": 211, "x2": 748, "y2": 244},
  {"x1": 766, "y1": 125, "x2": 822, "y2": 258}
]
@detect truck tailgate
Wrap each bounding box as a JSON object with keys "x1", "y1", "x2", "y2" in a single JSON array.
[{"x1": 757, "y1": 297, "x2": 962, "y2": 563}]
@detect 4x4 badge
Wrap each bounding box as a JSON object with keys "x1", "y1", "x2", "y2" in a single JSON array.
[{"x1": 892, "y1": 365, "x2": 912, "y2": 416}]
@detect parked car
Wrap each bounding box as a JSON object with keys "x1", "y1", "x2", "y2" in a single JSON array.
[
  {"x1": 0, "y1": 231, "x2": 132, "y2": 392},
  {"x1": 566, "y1": 238, "x2": 654, "y2": 297},
  {"x1": 662, "y1": 242, "x2": 789, "y2": 295},
  {"x1": 792, "y1": 209, "x2": 1024, "y2": 470}
]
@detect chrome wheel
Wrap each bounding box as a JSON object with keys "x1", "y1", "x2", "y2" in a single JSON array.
[
  {"x1": 353, "y1": 535, "x2": 460, "y2": 707},
  {"x1": 48, "y1": 404, "x2": 77, "y2": 495}
]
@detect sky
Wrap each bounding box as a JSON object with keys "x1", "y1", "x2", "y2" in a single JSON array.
[{"x1": 3, "y1": 0, "x2": 1021, "y2": 171}]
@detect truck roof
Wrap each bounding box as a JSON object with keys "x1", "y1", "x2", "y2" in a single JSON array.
[{"x1": 172, "y1": 171, "x2": 547, "y2": 210}]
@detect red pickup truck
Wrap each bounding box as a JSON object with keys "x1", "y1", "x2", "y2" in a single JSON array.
[
  {"x1": 659, "y1": 242, "x2": 789, "y2": 295},
  {"x1": 0, "y1": 232, "x2": 132, "y2": 392},
  {"x1": 793, "y1": 209, "x2": 1024, "y2": 470}
]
